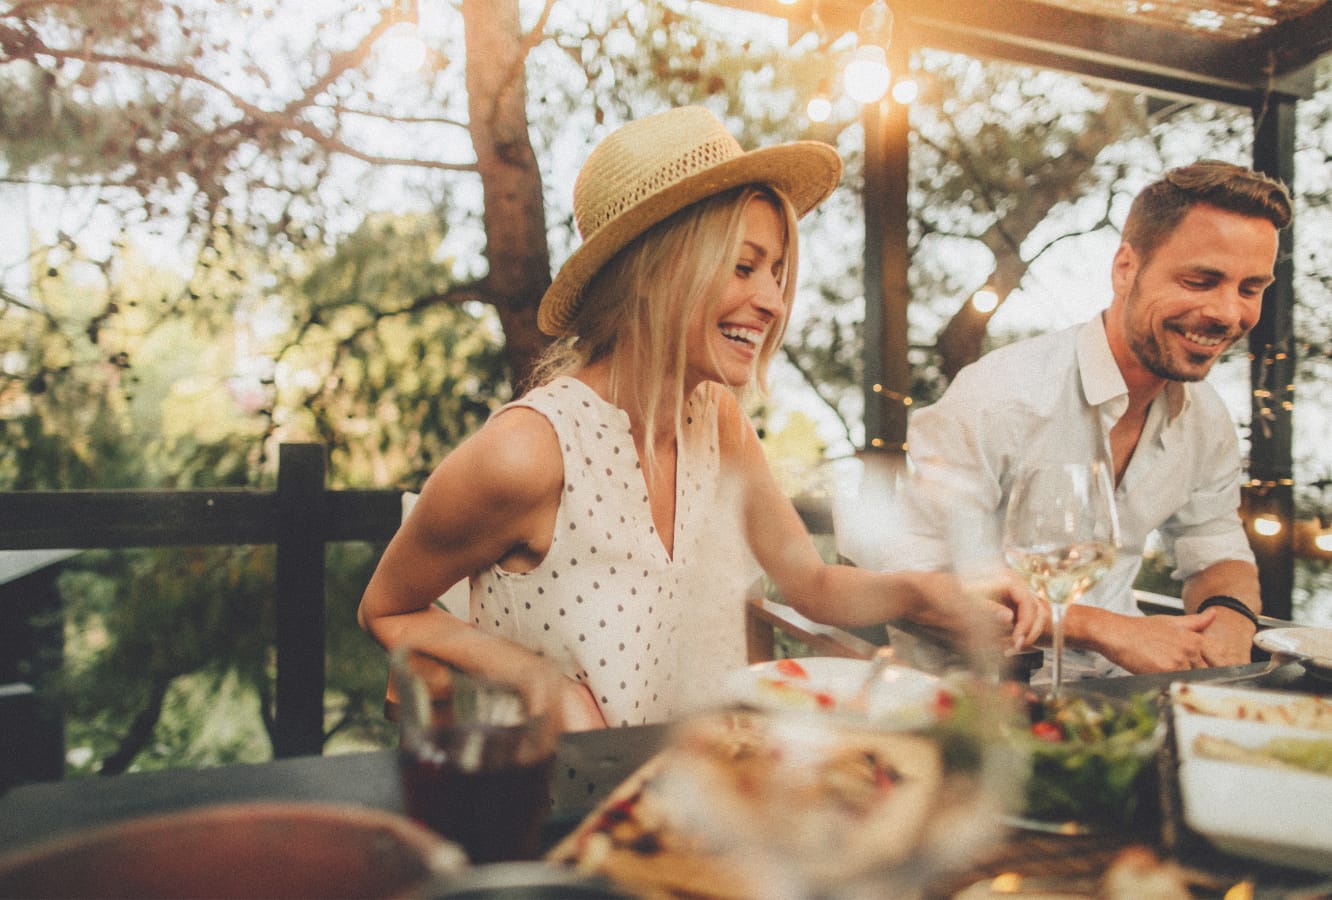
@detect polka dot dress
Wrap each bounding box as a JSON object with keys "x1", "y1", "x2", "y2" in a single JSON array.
[{"x1": 469, "y1": 377, "x2": 758, "y2": 727}]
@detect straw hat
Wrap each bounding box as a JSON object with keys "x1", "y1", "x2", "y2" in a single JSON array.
[{"x1": 537, "y1": 106, "x2": 843, "y2": 337}]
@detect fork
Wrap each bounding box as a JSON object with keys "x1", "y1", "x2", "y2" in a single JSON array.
[
  {"x1": 850, "y1": 645, "x2": 897, "y2": 710},
  {"x1": 1193, "y1": 653, "x2": 1293, "y2": 687}
]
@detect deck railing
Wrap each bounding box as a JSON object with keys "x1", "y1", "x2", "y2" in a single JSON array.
[
  {"x1": 2, "y1": 441, "x2": 1292, "y2": 778},
  {"x1": 0, "y1": 443, "x2": 402, "y2": 760}
]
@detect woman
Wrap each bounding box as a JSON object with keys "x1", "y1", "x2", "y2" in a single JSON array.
[{"x1": 359, "y1": 106, "x2": 1045, "y2": 731}]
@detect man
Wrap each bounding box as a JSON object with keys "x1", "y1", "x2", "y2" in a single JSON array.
[{"x1": 887, "y1": 160, "x2": 1293, "y2": 680}]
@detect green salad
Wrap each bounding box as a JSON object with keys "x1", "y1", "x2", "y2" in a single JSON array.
[{"x1": 1009, "y1": 689, "x2": 1163, "y2": 827}]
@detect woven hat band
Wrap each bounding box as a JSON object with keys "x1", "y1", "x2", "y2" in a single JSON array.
[{"x1": 575, "y1": 131, "x2": 742, "y2": 240}]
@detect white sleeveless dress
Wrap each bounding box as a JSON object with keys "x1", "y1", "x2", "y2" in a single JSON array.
[{"x1": 468, "y1": 377, "x2": 760, "y2": 727}]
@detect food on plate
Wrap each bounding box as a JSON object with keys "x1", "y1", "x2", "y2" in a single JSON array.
[
  {"x1": 1192, "y1": 733, "x2": 1332, "y2": 776},
  {"x1": 1008, "y1": 689, "x2": 1162, "y2": 827},
  {"x1": 753, "y1": 658, "x2": 838, "y2": 710},
  {"x1": 548, "y1": 711, "x2": 944, "y2": 898},
  {"x1": 734, "y1": 657, "x2": 954, "y2": 727},
  {"x1": 1100, "y1": 846, "x2": 1192, "y2": 900},
  {"x1": 1172, "y1": 683, "x2": 1332, "y2": 730},
  {"x1": 1173, "y1": 686, "x2": 1332, "y2": 873}
]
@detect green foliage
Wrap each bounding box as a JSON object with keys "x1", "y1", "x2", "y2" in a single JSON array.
[
  {"x1": 2, "y1": 207, "x2": 506, "y2": 771},
  {"x1": 278, "y1": 212, "x2": 507, "y2": 487},
  {"x1": 56, "y1": 545, "x2": 276, "y2": 774}
]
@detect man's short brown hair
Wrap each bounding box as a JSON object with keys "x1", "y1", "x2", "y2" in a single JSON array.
[{"x1": 1121, "y1": 160, "x2": 1293, "y2": 264}]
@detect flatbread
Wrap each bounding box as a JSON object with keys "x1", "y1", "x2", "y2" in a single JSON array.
[
  {"x1": 1192, "y1": 732, "x2": 1332, "y2": 776},
  {"x1": 1173, "y1": 684, "x2": 1332, "y2": 731},
  {"x1": 547, "y1": 712, "x2": 944, "y2": 898}
]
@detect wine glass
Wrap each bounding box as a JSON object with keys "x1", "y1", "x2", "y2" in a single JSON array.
[
  {"x1": 1003, "y1": 461, "x2": 1120, "y2": 697},
  {"x1": 820, "y1": 449, "x2": 908, "y2": 570}
]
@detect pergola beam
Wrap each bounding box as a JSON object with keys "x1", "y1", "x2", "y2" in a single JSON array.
[{"x1": 705, "y1": 0, "x2": 1321, "y2": 103}]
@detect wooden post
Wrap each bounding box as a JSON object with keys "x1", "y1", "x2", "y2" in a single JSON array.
[
  {"x1": 860, "y1": 42, "x2": 913, "y2": 452},
  {"x1": 273, "y1": 443, "x2": 327, "y2": 757},
  {"x1": 1248, "y1": 96, "x2": 1298, "y2": 620}
]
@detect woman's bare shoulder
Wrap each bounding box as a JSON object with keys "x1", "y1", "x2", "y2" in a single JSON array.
[
  {"x1": 710, "y1": 387, "x2": 762, "y2": 460},
  {"x1": 431, "y1": 405, "x2": 564, "y2": 506}
]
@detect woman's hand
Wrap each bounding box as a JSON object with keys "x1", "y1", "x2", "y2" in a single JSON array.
[
  {"x1": 559, "y1": 678, "x2": 609, "y2": 732},
  {"x1": 891, "y1": 569, "x2": 1049, "y2": 654},
  {"x1": 511, "y1": 655, "x2": 607, "y2": 733},
  {"x1": 987, "y1": 569, "x2": 1050, "y2": 650}
]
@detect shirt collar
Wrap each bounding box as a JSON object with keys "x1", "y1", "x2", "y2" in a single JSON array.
[{"x1": 1077, "y1": 314, "x2": 1190, "y2": 422}]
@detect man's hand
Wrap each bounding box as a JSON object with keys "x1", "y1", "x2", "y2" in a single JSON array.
[
  {"x1": 1073, "y1": 607, "x2": 1219, "y2": 674},
  {"x1": 1199, "y1": 607, "x2": 1258, "y2": 667}
]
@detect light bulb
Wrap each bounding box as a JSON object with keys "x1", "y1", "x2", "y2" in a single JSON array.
[
  {"x1": 1316, "y1": 530, "x2": 1332, "y2": 553},
  {"x1": 857, "y1": 0, "x2": 894, "y2": 49},
  {"x1": 844, "y1": 45, "x2": 890, "y2": 104},
  {"x1": 891, "y1": 76, "x2": 918, "y2": 104},
  {"x1": 806, "y1": 95, "x2": 833, "y2": 123},
  {"x1": 376, "y1": 22, "x2": 428, "y2": 74},
  {"x1": 1253, "y1": 514, "x2": 1282, "y2": 537},
  {"x1": 971, "y1": 287, "x2": 999, "y2": 313}
]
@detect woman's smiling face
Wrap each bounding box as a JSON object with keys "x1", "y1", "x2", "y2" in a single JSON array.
[{"x1": 685, "y1": 196, "x2": 788, "y2": 390}]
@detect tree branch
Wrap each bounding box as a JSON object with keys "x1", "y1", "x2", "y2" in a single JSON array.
[
  {"x1": 484, "y1": 0, "x2": 556, "y2": 127},
  {"x1": 99, "y1": 677, "x2": 170, "y2": 777},
  {"x1": 779, "y1": 345, "x2": 857, "y2": 447}
]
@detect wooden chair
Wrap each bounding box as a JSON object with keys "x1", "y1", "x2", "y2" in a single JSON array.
[{"x1": 743, "y1": 597, "x2": 877, "y2": 664}]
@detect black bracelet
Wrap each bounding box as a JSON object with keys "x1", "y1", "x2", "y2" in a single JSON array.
[{"x1": 1198, "y1": 594, "x2": 1260, "y2": 628}]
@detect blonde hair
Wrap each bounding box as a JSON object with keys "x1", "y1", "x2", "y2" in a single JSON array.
[{"x1": 530, "y1": 185, "x2": 799, "y2": 474}]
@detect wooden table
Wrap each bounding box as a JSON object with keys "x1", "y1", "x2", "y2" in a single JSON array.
[{"x1": 1, "y1": 662, "x2": 1329, "y2": 898}]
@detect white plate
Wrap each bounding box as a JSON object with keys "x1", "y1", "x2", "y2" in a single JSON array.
[
  {"x1": 1170, "y1": 682, "x2": 1332, "y2": 872},
  {"x1": 725, "y1": 657, "x2": 944, "y2": 728},
  {"x1": 1255, "y1": 626, "x2": 1332, "y2": 681}
]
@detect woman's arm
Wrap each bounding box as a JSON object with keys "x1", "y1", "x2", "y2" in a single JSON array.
[
  {"x1": 719, "y1": 396, "x2": 1046, "y2": 650},
  {"x1": 358, "y1": 408, "x2": 607, "y2": 730}
]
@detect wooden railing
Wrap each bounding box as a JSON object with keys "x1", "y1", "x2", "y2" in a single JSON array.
[
  {"x1": 0, "y1": 443, "x2": 403, "y2": 760},
  {"x1": 3, "y1": 442, "x2": 1286, "y2": 776},
  {"x1": 1, "y1": 443, "x2": 865, "y2": 771}
]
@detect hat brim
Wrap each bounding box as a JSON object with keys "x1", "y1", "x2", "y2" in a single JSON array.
[{"x1": 538, "y1": 140, "x2": 842, "y2": 337}]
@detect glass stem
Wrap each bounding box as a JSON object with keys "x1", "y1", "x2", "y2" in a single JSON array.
[{"x1": 1049, "y1": 602, "x2": 1066, "y2": 698}]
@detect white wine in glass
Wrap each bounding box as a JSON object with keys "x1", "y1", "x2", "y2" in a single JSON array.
[{"x1": 1003, "y1": 461, "x2": 1120, "y2": 696}]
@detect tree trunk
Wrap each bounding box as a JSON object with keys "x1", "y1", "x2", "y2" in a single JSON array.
[{"x1": 463, "y1": 0, "x2": 553, "y2": 389}]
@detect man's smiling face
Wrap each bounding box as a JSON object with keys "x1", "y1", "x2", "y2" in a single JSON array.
[{"x1": 1109, "y1": 203, "x2": 1279, "y2": 384}]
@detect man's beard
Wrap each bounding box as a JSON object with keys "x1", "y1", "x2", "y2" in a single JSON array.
[{"x1": 1124, "y1": 281, "x2": 1232, "y2": 383}]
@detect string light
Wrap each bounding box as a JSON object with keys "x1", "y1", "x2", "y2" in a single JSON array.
[
  {"x1": 970, "y1": 286, "x2": 999, "y2": 313},
  {"x1": 375, "y1": 0, "x2": 427, "y2": 75},
  {"x1": 871, "y1": 383, "x2": 912, "y2": 406},
  {"x1": 1253, "y1": 514, "x2": 1283, "y2": 537},
  {"x1": 1244, "y1": 478, "x2": 1296, "y2": 490},
  {"x1": 806, "y1": 94, "x2": 833, "y2": 122},
  {"x1": 806, "y1": 75, "x2": 835, "y2": 123},
  {"x1": 844, "y1": 0, "x2": 893, "y2": 104},
  {"x1": 1316, "y1": 530, "x2": 1332, "y2": 553},
  {"x1": 890, "y1": 75, "x2": 918, "y2": 104}
]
